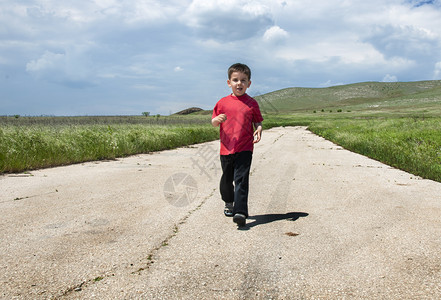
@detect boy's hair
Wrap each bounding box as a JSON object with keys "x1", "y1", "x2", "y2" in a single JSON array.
[{"x1": 228, "y1": 63, "x2": 251, "y2": 80}]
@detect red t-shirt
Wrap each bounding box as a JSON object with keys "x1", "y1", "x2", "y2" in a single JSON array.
[{"x1": 212, "y1": 93, "x2": 263, "y2": 155}]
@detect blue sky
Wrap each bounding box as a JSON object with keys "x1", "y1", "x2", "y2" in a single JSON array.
[{"x1": 1, "y1": 0, "x2": 441, "y2": 116}]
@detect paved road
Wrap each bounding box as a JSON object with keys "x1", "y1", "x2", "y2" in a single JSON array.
[{"x1": 1, "y1": 127, "x2": 440, "y2": 299}]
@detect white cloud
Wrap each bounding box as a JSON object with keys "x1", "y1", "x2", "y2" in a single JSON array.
[
  {"x1": 382, "y1": 74, "x2": 398, "y2": 82},
  {"x1": 434, "y1": 61, "x2": 441, "y2": 79},
  {"x1": 181, "y1": 0, "x2": 273, "y2": 41},
  {"x1": 271, "y1": 39, "x2": 383, "y2": 65},
  {"x1": 174, "y1": 66, "x2": 184, "y2": 72},
  {"x1": 320, "y1": 80, "x2": 344, "y2": 87},
  {"x1": 197, "y1": 39, "x2": 223, "y2": 49},
  {"x1": 366, "y1": 24, "x2": 439, "y2": 60},
  {"x1": 131, "y1": 84, "x2": 158, "y2": 90},
  {"x1": 26, "y1": 49, "x2": 95, "y2": 88},
  {"x1": 22, "y1": 0, "x2": 184, "y2": 25},
  {"x1": 26, "y1": 51, "x2": 65, "y2": 74},
  {"x1": 263, "y1": 26, "x2": 288, "y2": 43}
]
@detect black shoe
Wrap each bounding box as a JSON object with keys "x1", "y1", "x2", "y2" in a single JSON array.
[
  {"x1": 233, "y1": 213, "x2": 246, "y2": 227},
  {"x1": 224, "y1": 203, "x2": 234, "y2": 217}
]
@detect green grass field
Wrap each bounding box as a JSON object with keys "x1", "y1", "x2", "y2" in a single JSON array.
[
  {"x1": 256, "y1": 80, "x2": 441, "y2": 115},
  {"x1": 257, "y1": 80, "x2": 441, "y2": 182},
  {"x1": 309, "y1": 116, "x2": 441, "y2": 182},
  {"x1": 0, "y1": 116, "x2": 218, "y2": 173},
  {"x1": 1, "y1": 80, "x2": 441, "y2": 182}
]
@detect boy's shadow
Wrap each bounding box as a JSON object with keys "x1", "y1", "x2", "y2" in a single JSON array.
[{"x1": 240, "y1": 212, "x2": 309, "y2": 230}]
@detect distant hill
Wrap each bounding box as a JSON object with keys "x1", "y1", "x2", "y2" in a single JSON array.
[
  {"x1": 174, "y1": 107, "x2": 204, "y2": 115},
  {"x1": 177, "y1": 80, "x2": 441, "y2": 116},
  {"x1": 254, "y1": 80, "x2": 441, "y2": 114}
]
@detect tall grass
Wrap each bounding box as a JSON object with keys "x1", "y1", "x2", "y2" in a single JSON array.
[
  {"x1": 0, "y1": 124, "x2": 218, "y2": 173},
  {"x1": 0, "y1": 115, "x2": 210, "y2": 126},
  {"x1": 308, "y1": 117, "x2": 441, "y2": 182},
  {"x1": 0, "y1": 114, "x2": 301, "y2": 173}
]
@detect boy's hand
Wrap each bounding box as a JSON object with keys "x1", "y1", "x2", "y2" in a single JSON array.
[
  {"x1": 253, "y1": 123, "x2": 262, "y2": 143},
  {"x1": 212, "y1": 114, "x2": 227, "y2": 127}
]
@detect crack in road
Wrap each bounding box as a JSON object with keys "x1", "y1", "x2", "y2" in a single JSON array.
[{"x1": 57, "y1": 189, "x2": 216, "y2": 299}]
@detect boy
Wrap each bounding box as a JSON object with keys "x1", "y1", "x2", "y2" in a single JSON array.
[{"x1": 211, "y1": 63, "x2": 263, "y2": 227}]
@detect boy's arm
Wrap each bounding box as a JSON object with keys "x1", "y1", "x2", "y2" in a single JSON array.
[
  {"x1": 211, "y1": 114, "x2": 227, "y2": 127},
  {"x1": 253, "y1": 122, "x2": 262, "y2": 143}
]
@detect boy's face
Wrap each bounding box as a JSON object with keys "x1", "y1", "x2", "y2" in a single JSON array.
[{"x1": 227, "y1": 71, "x2": 251, "y2": 97}]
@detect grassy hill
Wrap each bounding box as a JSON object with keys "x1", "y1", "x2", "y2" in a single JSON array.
[
  {"x1": 255, "y1": 80, "x2": 441, "y2": 116},
  {"x1": 250, "y1": 80, "x2": 441, "y2": 182}
]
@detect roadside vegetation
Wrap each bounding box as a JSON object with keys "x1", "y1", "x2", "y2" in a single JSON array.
[
  {"x1": 308, "y1": 117, "x2": 441, "y2": 182},
  {"x1": 258, "y1": 80, "x2": 441, "y2": 183},
  {"x1": 1, "y1": 80, "x2": 441, "y2": 182},
  {"x1": 0, "y1": 116, "x2": 218, "y2": 173}
]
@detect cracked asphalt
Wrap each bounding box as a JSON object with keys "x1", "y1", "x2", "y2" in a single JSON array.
[{"x1": 1, "y1": 126, "x2": 440, "y2": 299}]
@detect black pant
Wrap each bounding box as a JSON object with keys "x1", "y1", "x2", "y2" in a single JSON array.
[{"x1": 220, "y1": 151, "x2": 252, "y2": 218}]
